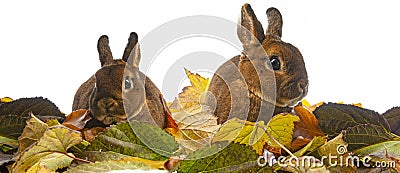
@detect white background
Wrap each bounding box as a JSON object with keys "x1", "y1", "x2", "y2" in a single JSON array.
[{"x1": 1, "y1": 0, "x2": 399, "y2": 114}]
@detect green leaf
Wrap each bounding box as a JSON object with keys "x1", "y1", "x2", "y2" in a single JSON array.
[
  {"x1": 353, "y1": 139, "x2": 400, "y2": 158},
  {"x1": 27, "y1": 152, "x2": 74, "y2": 173},
  {"x1": 382, "y1": 106, "x2": 400, "y2": 135},
  {"x1": 310, "y1": 133, "x2": 356, "y2": 172},
  {"x1": 0, "y1": 136, "x2": 18, "y2": 149},
  {"x1": 79, "y1": 151, "x2": 133, "y2": 162},
  {"x1": 343, "y1": 124, "x2": 394, "y2": 151},
  {"x1": 213, "y1": 114, "x2": 299, "y2": 155},
  {"x1": 86, "y1": 122, "x2": 173, "y2": 160},
  {"x1": 17, "y1": 114, "x2": 49, "y2": 153},
  {"x1": 129, "y1": 121, "x2": 179, "y2": 157},
  {"x1": 0, "y1": 115, "x2": 29, "y2": 139},
  {"x1": 179, "y1": 142, "x2": 259, "y2": 173},
  {"x1": 266, "y1": 114, "x2": 300, "y2": 149},
  {"x1": 0, "y1": 97, "x2": 64, "y2": 139},
  {"x1": 65, "y1": 159, "x2": 156, "y2": 173},
  {"x1": 11, "y1": 125, "x2": 82, "y2": 172},
  {"x1": 314, "y1": 103, "x2": 390, "y2": 137},
  {"x1": 293, "y1": 136, "x2": 326, "y2": 157}
]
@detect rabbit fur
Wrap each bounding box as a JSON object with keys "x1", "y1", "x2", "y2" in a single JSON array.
[
  {"x1": 72, "y1": 32, "x2": 167, "y2": 128},
  {"x1": 207, "y1": 4, "x2": 308, "y2": 124}
]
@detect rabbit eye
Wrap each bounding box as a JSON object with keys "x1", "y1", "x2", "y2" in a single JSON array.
[
  {"x1": 270, "y1": 56, "x2": 281, "y2": 70},
  {"x1": 124, "y1": 76, "x2": 132, "y2": 90}
]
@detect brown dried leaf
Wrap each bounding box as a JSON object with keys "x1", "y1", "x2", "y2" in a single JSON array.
[
  {"x1": 293, "y1": 105, "x2": 325, "y2": 140},
  {"x1": 62, "y1": 110, "x2": 91, "y2": 130}
]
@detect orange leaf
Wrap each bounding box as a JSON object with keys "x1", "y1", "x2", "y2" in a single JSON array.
[
  {"x1": 82, "y1": 127, "x2": 105, "y2": 142},
  {"x1": 293, "y1": 106, "x2": 325, "y2": 140},
  {"x1": 291, "y1": 136, "x2": 311, "y2": 152},
  {"x1": 160, "y1": 94, "x2": 178, "y2": 131},
  {"x1": 62, "y1": 109, "x2": 91, "y2": 130}
]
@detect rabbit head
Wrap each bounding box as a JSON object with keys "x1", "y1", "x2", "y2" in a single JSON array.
[
  {"x1": 238, "y1": 4, "x2": 308, "y2": 108},
  {"x1": 73, "y1": 32, "x2": 167, "y2": 128},
  {"x1": 207, "y1": 4, "x2": 308, "y2": 123}
]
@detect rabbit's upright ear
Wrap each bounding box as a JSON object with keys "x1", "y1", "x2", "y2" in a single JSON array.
[
  {"x1": 124, "y1": 32, "x2": 141, "y2": 68},
  {"x1": 237, "y1": 3, "x2": 265, "y2": 50},
  {"x1": 266, "y1": 7, "x2": 283, "y2": 38},
  {"x1": 98, "y1": 35, "x2": 114, "y2": 67}
]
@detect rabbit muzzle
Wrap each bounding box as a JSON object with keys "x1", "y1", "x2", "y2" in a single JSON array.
[
  {"x1": 91, "y1": 97, "x2": 127, "y2": 125},
  {"x1": 276, "y1": 78, "x2": 308, "y2": 107}
]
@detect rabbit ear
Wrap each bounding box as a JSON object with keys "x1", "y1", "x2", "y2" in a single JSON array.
[
  {"x1": 122, "y1": 32, "x2": 138, "y2": 62},
  {"x1": 237, "y1": 3, "x2": 265, "y2": 50},
  {"x1": 97, "y1": 35, "x2": 114, "y2": 66},
  {"x1": 127, "y1": 39, "x2": 141, "y2": 68},
  {"x1": 266, "y1": 7, "x2": 283, "y2": 38}
]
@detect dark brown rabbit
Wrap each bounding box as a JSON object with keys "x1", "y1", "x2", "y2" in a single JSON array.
[
  {"x1": 72, "y1": 32, "x2": 167, "y2": 128},
  {"x1": 207, "y1": 4, "x2": 308, "y2": 124}
]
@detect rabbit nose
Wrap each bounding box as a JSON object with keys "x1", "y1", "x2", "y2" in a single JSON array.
[{"x1": 297, "y1": 80, "x2": 308, "y2": 95}]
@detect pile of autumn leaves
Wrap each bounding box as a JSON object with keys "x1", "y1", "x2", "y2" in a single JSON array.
[{"x1": 0, "y1": 70, "x2": 399, "y2": 172}]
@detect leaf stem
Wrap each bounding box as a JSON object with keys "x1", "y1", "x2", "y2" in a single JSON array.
[
  {"x1": 48, "y1": 150, "x2": 92, "y2": 164},
  {"x1": 257, "y1": 124, "x2": 296, "y2": 158}
]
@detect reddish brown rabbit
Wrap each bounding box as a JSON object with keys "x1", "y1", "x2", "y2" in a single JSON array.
[
  {"x1": 72, "y1": 32, "x2": 167, "y2": 128},
  {"x1": 207, "y1": 4, "x2": 308, "y2": 124}
]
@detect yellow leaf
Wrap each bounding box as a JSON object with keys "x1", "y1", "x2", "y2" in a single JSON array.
[
  {"x1": 266, "y1": 114, "x2": 300, "y2": 149},
  {"x1": 119, "y1": 157, "x2": 166, "y2": 169},
  {"x1": 175, "y1": 68, "x2": 210, "y2": 110},
  {"x1": 301, "y1": 99, "x2": 324, "y2": 112},
  {"x1": 301, "y1": 99, "x2": 311, "y2": 107},
  {"x1": 0, "y1": 97, "x2": 13, "y2": 103},
  {"x1": 168, "y1": 69, "x2": 219, "y2": 153},
  {"x1": 214, "y1": 114, "x2": 300, "y2": 155},
  {"x1": 185, "y1": 68, "x2": 210, "y2": 93},
  {"x1": 12, "y1": 124, "x2": 82, "y2": 173}
]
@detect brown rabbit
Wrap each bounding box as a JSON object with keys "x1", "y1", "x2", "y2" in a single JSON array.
[
  {"x1": 207, "y1": 4, "x2": 308, "y2": 124},
  {"x1": 72, "y1": 32, "x2": 167, "y2": 128}
]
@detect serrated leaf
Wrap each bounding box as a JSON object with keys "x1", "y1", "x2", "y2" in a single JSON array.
[
  {"x1": 12, "y1": 125, "x2": 82, "y2": 172},
  {"x1": 266, "y1": 114, "x2": 300, "y2": 149},
  {"x1": 27, "y1": 152, "x2": 73, "y2": 173},
  {"x1": 175, "y1": 68, "x2": 210, "y2": 110},
  {"x1": 343, "y1": 124, "x2": 394, "y2": 151},
  {"x1": 382, "y1": 107, "x2": 400, "y2": 135},
  {"x1": 213, "y1": 114, "x2": 299, "y2": 155},
  {"x1": 0, "y1": 97, "x2": 64, "y2": 119},
  {"x1": 0, "y1": 97, "x2": 64, "y2": 139},
  {"x1": 65, "y1": 159, "x2": 161, "y2": 173},
  {"x1": 212, "y1": 118, "x2": 246, "y2": 143},
  {"x1": 354, "y1": 140, "x2": 400, "y2": 159},
  {"x1": 86, "y1": 122, "x2": 171, "y2": 160},
  {"x1": 129, "y1": 121, "x2": 179, "y2": 157},
  {"x1": 18, "y1": 114, "x2": 49, "y2": 153},
  {"x1": 179, "y1": 142, "x2": 259, "y2": 173},
  {"x1": 314, "y1": 103, "x2": 390, "y2": 137},
  {"x1": 0, "y1": 115, "x2": 29, "y2": 139},
  {"x1": 168, "y1": 69, "x2": 219, "y2": 153},
  {"x1": 293, "y1": 105, "x2": 325, "y2": 140}
]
